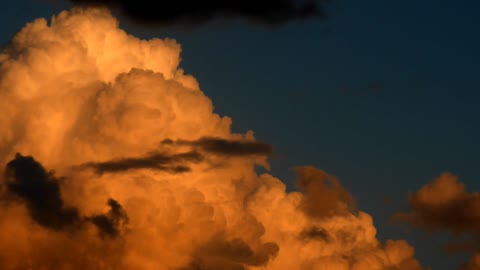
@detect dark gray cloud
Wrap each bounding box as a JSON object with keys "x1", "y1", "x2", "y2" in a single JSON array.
[
  {"x1": 79, "y1": 137, "x2": 270, "y2": 175},
  {"x1": 80, "y1": 151, "x2": 203, "y2": 174},
  {"x1": 66, "y1": 0, "x2": 326, "y2": 26},
  {"x1": 89, "y1": 198, "x2": 129, "y2": 238},
  {"x1": 4, "y1": 153, "x2": 82, "y2": 230},
  {"x1": 163, "y1": 137, "x2": 272, "y2": 157},
  {"x1": 3, "y1": 153, "x2": 128, "y2": 237}
]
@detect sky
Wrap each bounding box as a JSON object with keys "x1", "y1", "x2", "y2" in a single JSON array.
[{"x1": 0, "y1": 0, "x2": 479, "y2": 269}]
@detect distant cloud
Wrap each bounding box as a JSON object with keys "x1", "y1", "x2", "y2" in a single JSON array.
[
  {"x1": 65, "y1": 0, "x2": 326, "y2": 27},
  {"x1": 392, "y1": 172, "x2": 480, "y2": 234},
  {"x1": 393, "y1": 172, "x2": 480, "y2": 269}
]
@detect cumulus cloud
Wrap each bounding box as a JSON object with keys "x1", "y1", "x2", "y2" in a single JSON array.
[
  {"x1": 64, "y1": 0, "x2": 326, "y2": 26},
  {"x1": 393, "y1": 172, "x2": 480, "y2": 269},
  {"x1": 393, "y1": 172, "x2": 480, "y2": 234},
  {"x1": 0, "y1": 8, "x2": 423, "y2": 270}
]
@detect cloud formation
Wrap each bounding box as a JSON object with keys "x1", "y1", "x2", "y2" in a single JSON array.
[
  {"x1": 393, "y1": 172, "x2": 480, "y2": 234},
  {"x1": 65, "y1": 0, "x2": 326, "y2": 26},
  {"x1": 0, "y1": 8, "x2": 423, "y2": 270},
  {"x1": 393, "y1": 172, "x2": 480, "y2": 269}
]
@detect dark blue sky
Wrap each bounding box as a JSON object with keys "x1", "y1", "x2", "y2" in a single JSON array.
[{"x1": 1, "y1": 0, "x2": 479, "y2": 269}]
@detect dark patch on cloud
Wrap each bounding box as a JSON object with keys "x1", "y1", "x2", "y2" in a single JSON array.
[
  {"x1": 4, "y1": 153, "x2": 82, "y2": 230},
  {"x1": 89, "y1": 198, "x2": 129, "y2": 238},
  {"x1": 3, "y1": 153, "x2": 129, "y2": 238},
  {"x1": 300, "y1": 226, "x2": 330, "y2": 241},
  {"x1": 66, "y1": 0, "x2": 327, "y2": 27},
  {"x1": 80, "y1": 151, "x2": 203, "y2": 174},
  {"x1": 296, "y1": 166, "x2": 355, "y2": 219},
  {"x1": 179, "y1": 235, "x2": 278, "y2": 270},
  {"x1": 163, "y1": 137, "x2": 272, "y2": 157}
]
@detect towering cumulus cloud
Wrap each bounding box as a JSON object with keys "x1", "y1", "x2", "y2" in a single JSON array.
[{"x1": 0, "y1": 8, "x2": 423, "y2": 270}]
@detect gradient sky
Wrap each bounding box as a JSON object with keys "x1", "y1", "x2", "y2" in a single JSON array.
[{"x1": 1, "y1": 0, "x2": 479, "y2": 269}]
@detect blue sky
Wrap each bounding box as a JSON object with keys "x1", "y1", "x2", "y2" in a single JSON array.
[{"x1": 1, "y1": 0, "x2": 479, "y2": 268}]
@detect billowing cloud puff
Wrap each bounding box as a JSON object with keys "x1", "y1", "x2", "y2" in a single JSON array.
[
  {"x1": 393, "y1": 172, "x2": 480, "y2": 234},
  {"x1": 0, "y1": 8, "x2": 422, "y2": 270},
  {"x1": 394, "y1": 172, "x2": 480, "y2": 269}
]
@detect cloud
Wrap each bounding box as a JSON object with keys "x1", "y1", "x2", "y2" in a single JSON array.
[
  {"x1": 80, "y1": 151, "x2": 203, "y2": 174},
  {"x1": 296, "y1": 166, "x2": 356, "y2": 219},
  {"x1": 2, "y1": 153, "x2": 129, "y2": 238},
  {"x1": 80, "y1": 136, "x2": 271, "y2": 174},
  {"x1": 4, "y1": 153, "x2": 82, "y2": 230},
  {"x1": 393, "y1": 172, "x2": 480, "y2": 269},
  {"x1": 65, "y1": 0, "x2": 326, "y2": 26},
  {"x1": 299, "y1": 226, "x2": 330, "y2": 242},
  {"x1": 392, "y1": 172, "x2": 480, "y2": 234},
  {"x1": 89, "y1": 198, "x2": 129, "y2": 238},
  {"x1": 163, "y1": 137, "x2": 272, "y2": 157},
  {"x1": 0, "y1": 8, "x2": 424, "y2": 270},
  {"x1": 180, "y1": 234, "x2": 279, "y2": 270}
]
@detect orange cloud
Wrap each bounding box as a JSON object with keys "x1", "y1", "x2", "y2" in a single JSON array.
[
  {"x1": 296, "y1": 166, "x2": 356, "y2": 219},
  {"x1": 0, "y1": 8, "x2": 424, "y2": 270},
  {"x1": 393, "y1": 172, "x2": 480, "y2": 234},
  {"x1": 393, "y1": 172, "x2": 480, "y2": 269}
]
